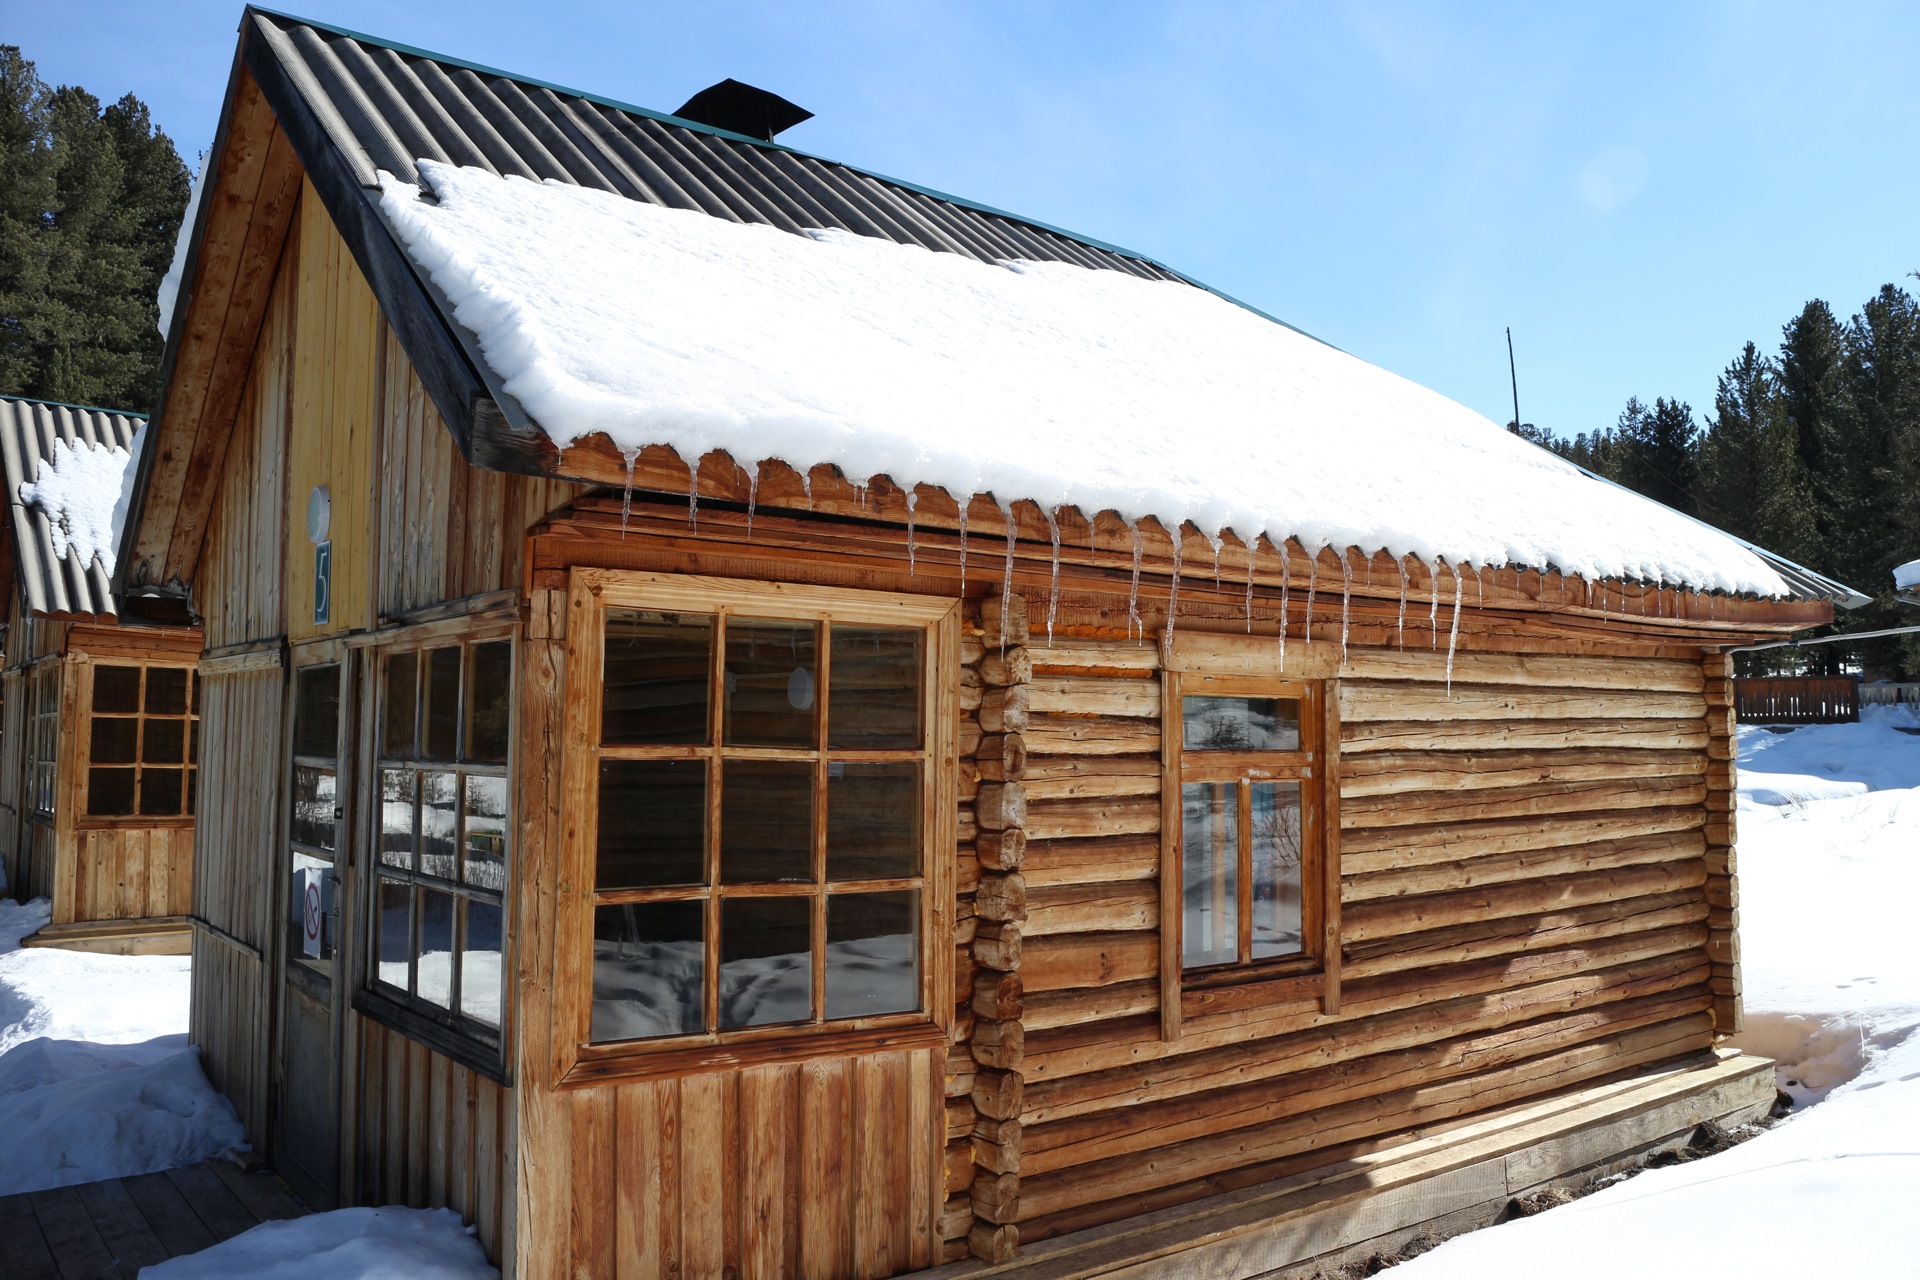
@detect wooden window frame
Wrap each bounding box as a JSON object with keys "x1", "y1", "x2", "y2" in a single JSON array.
[
  {"x1": 27, "y1": 662, "x2": 60, "y2": 824},
  {"x1": 556, "y1": 568, "x2": 958, "y2": 1087},
  {"x1": 354, "y1": 623, "x2": 515, "y2": 1079},
  {"x1": 1159, "y1": 667, "x2": 1343, "y2": 1039},
  {"x1": 75, "y1": 660, "x2": 200, "y2": 827}
]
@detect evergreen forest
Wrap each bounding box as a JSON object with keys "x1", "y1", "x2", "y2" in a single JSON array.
[
  {"x1": 0, "y1": 45, "x2": 191, "y2": 413},
  {"x1": 1513, "y1": 284, "x2": 1920, "y2": 679}
]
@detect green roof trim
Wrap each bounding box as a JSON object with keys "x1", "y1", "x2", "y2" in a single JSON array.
[{"x1": 0, "y1": 391, "x2": 148, "y2": 420}]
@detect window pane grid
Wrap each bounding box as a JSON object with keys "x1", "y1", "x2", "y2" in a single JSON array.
[
  {"x1": 592, "y1": 609, "x2": 928, "y2": 1044},
  {"x1": 85, "y1": 664, "x2": 199, "y2": 819}
]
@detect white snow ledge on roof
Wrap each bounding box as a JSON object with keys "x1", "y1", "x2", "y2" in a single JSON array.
[
  {"x1": 17, "y1": 428, "x2": 142, "y2": 576},
  {"x1": 376, "y1": 160, "x2": 1789, "y2": 598}
]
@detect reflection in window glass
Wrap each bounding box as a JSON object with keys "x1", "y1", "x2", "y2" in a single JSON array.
[
  {"x1": 463, "y1": 776, "x2": 508, "y2": 890},
  {"x1": 829, "y1": 627, "x2": 921, "y2": 749},
  {"x1": 425, "y1": 648, "x2": 461, "y2": 761},
  {"x1": 827, "y1": 763, "x2": 919, "y2": 880},
  {"x1": 376, "y1": 879, "x2": 411, "y2": 992},
  {"x1": 719, "y1": 897, "x2": 811, "y2": 1028},
  {"x1": 603, "y1": 611, "x2": 711, "y2": 746},
  {"x1": 826, "y1": 891, "x2": 918, "y2": 1019},
  {"x1": 592, "y1": 902, "x2": 704, "y2": 1041},
  {"x1": 1182, "y1": 781, "x2": 1239, "y2": 969},
  {"x1": 418, "y1": 888, "x2": 455, "y2": 1009},
  {"x1": 382, "y1": 654, "x2": 418, "y2": 759},
  {"x1": 461, "y1": 899, "x2": 503, "y2": 1027},
  {"x1": 1182, "y1": 696, "x2": 1300, "y2": 752},
  {"x1": 724, "y1": 619, "x2": 815, "y2": 748},
  {"x1": 291, "y1": 766, "x2": 336, "y2": 851},
  {"x1": 1251, "y1": 782, "x2": 1304, "y2": 959},
  {"x1": 293, "y1": 667, "x2": 339, "y2": 758},
  {"x1": 721, "y1": 760, "x2": 812, "y2": 884},
  {"x1": 380, "y1": 770, "x2": 416, "y2": 869},
  {"x1": 597, "y1": 760, "x2": 705, "y2": 888},
  {"x1": 420, "y1": 771, "x2": 459, "y2": 880},
  {"x1": 467, "y1": 642, "x2": 512, "y2": 762}
]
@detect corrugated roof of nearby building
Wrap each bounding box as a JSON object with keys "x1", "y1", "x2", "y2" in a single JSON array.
[{"x1": 0, "y1": 394, "x2": 140, "y2": 620}]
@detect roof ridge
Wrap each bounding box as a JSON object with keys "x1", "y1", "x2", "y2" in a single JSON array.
[
  {"x1": 242, "y1": 5, "x2": 1329, "y2": 347},
  {"x1": 0, "y1": 391, "x2": 148, "y2": 420}
]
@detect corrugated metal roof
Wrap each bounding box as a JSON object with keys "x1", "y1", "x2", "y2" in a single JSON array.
[
  {"x1": 247, "y1": 7, "x2": 1184, "y2": 283},
  {"x1": 0, "y1": 394, "x2": 141, "y2": 619}
]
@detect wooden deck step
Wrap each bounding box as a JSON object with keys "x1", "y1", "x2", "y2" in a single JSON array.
[
  {"x1": 0, "y1": 1158, "x2": 308, "y2": 1279},
  {"x1": 18, "y1": 917, "x2": 192, "y2": 956}
]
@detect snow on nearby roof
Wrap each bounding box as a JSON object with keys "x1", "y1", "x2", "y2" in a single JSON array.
[
  {"x1": 17, "y1": 426, "x2": 143, "y2": 576},
  {"x1": 377, "y1": 160, "x2": 1790, "y2": 597},
  {"x1": 155, "y1": 162, "x2": 207, "y2": 338},
  {"x1": 1896, "y1": 558, "x2": 1920, "y2": 590}
]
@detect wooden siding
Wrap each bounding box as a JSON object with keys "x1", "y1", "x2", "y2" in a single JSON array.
[
  {"x1": 68, "y1": 826, "x2": 193, "y2": 920},
  {"x1": 288, "y1": 181, "x2": 379, "y2": 642}
]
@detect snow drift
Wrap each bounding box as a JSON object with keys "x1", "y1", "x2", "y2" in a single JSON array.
[{"x1": 139, "y1": 1206, "x2": 499, "y2": 1279}]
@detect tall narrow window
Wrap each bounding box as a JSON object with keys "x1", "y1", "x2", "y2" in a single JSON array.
[
  {"x1": 582, "y1": 582, "x2": 948, "y2": 1054},
  {"x1": 1174, "y1": 680, "x2": 1321, "y2": 976},
  {"x1": 369, "y1": 638, "x2": 511, "y2": 1037},
  {"x1": 28, "y1": 665, "x2": 60, "y2": 822},
  {"x1": 84, "y1": 664, "x2": 199, "y2": 819},
  {"x1": 289, "y1": 664, "x2": 340, "y2": 969}
]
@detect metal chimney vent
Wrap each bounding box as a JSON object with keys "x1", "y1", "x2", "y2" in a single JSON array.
[{"x1": 673, "y1": 79, "x2": 813, "y2": 141}]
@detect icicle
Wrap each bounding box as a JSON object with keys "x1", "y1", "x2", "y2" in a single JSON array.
[
  {"x1": 855, "y1": 481, "x2": 866, "y2": 508},
  {"x1": 1001, "y1": 504, "x2": 1017, "y2": 649},
  {"x1": 1164, "y1": 529, "x2": 1184, "y2": 646},
  {"x1": 1244, "y1": 540, "x2": 1256, "y2": 633},
  {"x1": 1211, "y1": 537, "x2": 1223, "y2": 590},
  {"x1": 1475, "y1": 564, "x2": 1485, "y2": 605},
  {"x1": 1278, "y1": 541, "x2": 1292, "y2": 668},
  {"x1": 1396, "y1": 557, "x2": 1409, "y2": 648},
  {"x1": 1128, "y1": 522, "x2": 1144, "y2": 642},
  {"x1": 686, "y1": 454, "x2": 701, "y2": 530},
  {"x1": 957, "y1": 501, "x2": 970, "y2": 596},
  {"x1": 1428, "y1": 561, "x2": 1441, "y2": 650},
  {"x1": 1339, "y1": 552, "x2": 1352, "y2": 668},
  {"x1": 619, "y1": 447, "x2": 639, "y2": 538},
  {"x1": 1445, "y1": 563, "x2": 1463, "y2": 695},
  {"x1": 1045, "y1": 507, "x2": 1062, "y2": 644},
  {"x1": 1305, "y1": 551, "x2": 1317, "y2": 643},
  {"x1": 904, "y1": 489, "x2": 917, "y2": 575},
  {"x1": 745, "y1": 464, "x2": 760, "y2": 540}
]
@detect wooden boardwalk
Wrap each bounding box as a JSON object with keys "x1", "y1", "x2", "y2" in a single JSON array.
[{"x1": 0, "y1": 1158, "x2": 308, "y2": 1279}]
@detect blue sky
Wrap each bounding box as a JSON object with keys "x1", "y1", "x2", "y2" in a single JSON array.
[{"x1": 13, "y1": 1, "x2": 1920, "y2": 437}]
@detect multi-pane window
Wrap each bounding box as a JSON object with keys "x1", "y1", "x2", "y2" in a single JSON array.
[
  {"x1": 588, "y1": 606, "x2": 933, "y2": 1045},
  {"x1": 371, "y1": 639, "x2": 511, "y2": 1034},
  {"x1": 289, "y1": 665, "x2": 341, "y2": 969},
  {"x1": 1176, "y1": 680, "x2": 1320, "y2": 974},
  {"x1": 85, "y1": 664, "x2": 199, "y2": 818},
  {"x1": 28, "y1": 665, "x2": 59, "y2": 821}
]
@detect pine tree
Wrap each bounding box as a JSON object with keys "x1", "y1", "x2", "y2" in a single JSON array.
[
  {"x1": 0, "y1": 46, "x2": 189, "y2": 410},
  {"x1": 1611, "y1": 395, "x2": 1698, "y2": 515},
  {"x1": 1694, "y1": 342, "x2": 1817, "y2": 563},
  {"x1": 1778, "y1": 300, "x2": 1849, "y2": 569}
]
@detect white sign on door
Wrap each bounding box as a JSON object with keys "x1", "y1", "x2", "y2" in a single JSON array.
[{"x1": 299, "y1": 866, "x2": 325, "y2": 958}]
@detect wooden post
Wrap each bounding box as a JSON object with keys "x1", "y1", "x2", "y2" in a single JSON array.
[
  {"x1": 1701, "y1": 651, "x2": 1742, "y2": 1034},
  {"x1": 968, "y1": 591, "x2": 1028, "y2": 1262}
]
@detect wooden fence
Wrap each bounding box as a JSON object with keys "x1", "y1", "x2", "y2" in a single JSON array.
[
  {"x1": 1860, "y1": 682, "x2": 1920, "y2": 709},
  {"x1": 1733, "y1": 676, "x2": 1860, "y2": 725}
]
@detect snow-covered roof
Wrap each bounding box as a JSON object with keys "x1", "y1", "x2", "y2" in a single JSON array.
[
  {"x1": 1897, "y1": 559, "x2": 1920, "y2": 591},
  {"x1": 379, "y1": 161, "x2": 1786, "y2": 596},
  {"x1": 0, "y1": 395, "x2": 144, "y2": 619}
]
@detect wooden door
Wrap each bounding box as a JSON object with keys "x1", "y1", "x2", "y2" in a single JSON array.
[{"x1": 273, "y1": 653, "x2": 353, "y2": 1207}]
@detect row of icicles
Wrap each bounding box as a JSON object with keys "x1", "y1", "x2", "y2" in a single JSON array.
[{"x1": 623, "y1": 453, "x2": 1729, "y2": 693}]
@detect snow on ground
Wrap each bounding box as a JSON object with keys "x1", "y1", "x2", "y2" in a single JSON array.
[
  {"x1": 1389, "y1": 704, "x2": 1920, "y2": 1278},
  {"x1": 0, "y1": 896, "x2": 242, "y2": 1194},
  {"x1": 139, "y1": 1206, "x2": 498, "y2": 1280},
  {"x1": 376, "y1": 160, "x2": 1786, "y2": 597}
]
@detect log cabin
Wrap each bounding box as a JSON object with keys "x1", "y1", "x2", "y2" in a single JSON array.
[
  {"x1": 1, "y1": 393, "x2": 202, "y2": 954},
  {"x1": 119, "y1": 9, "x2": 1864, "y2": 1276}
]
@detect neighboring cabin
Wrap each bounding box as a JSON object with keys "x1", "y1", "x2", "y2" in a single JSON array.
[
  {"x1": 121, "y1": 10, "x2": 1858, "y2": 1278},
  {"x1": 0, "y1": 393, "x2": 202, "y2": 954}
]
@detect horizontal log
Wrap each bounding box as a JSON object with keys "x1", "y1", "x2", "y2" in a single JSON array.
[
  {"x1": 1343, "y1": 717, "x2": 1709, "y2": 754},
  {"x1": 1025, "y1": 944, "x2": 1706, "y2": 1124},
  {"x1": 1023, "y1": 835, "x2": 1160, "y2": 889},
  {"x1": 1342, "y1": 860, "x2": 1705, "y2": 944},
  {"x1": 1341, "y1": 776, "x2": 1705, "y2": 830},
  {"x1": 1341, "y1": 889, "x2": 1709, "y2": 979},
  {"x1": 1339, "y1": 682, "x2": 1706, "y2": 725},
  {"x1": 1028, "y1": 640, "x2": 1162, "y2": 675},
  {"x1": 1029, "y1": 676, "x2": 1161, "y2": 719},
  {"x1": 1021, "y1": 988, "x2": 1709, "y2": 1175},
  {"x1": 1021, "y1": 756, "x2": 1161, "y2": 801},
  {"x1": 1023, "y1": 931, "x2": 1159, "y2": 993},
  {"x1": 1015, "y1": 1015, "x2": 1713, "y2": 1220},
  {"x1": 1025, "y1": 795, "x2": 1160, "y2": 841},
  {"x1": 1344, "y1": 829, "x2": 1705, "y2": 903},
  {"x1": 1025, "y1": 714, "x2": 1161, "y2": 756},
  {"x1": 1022, "y1": 980, "x2": 1159, "y2": 1031},
  {"x1": 1335, "y1": 649, "x2": 1705, "y2": 693},
  {"x1": 1341, "y1": 805, "x2": 1705, "y2": 876},
  {"x1": 1026, "y1": 883, "x2": 1158, "y2": 937},
  {"x1": 1339, "y1": 747, "x2": 1706, "y2": 798}
]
